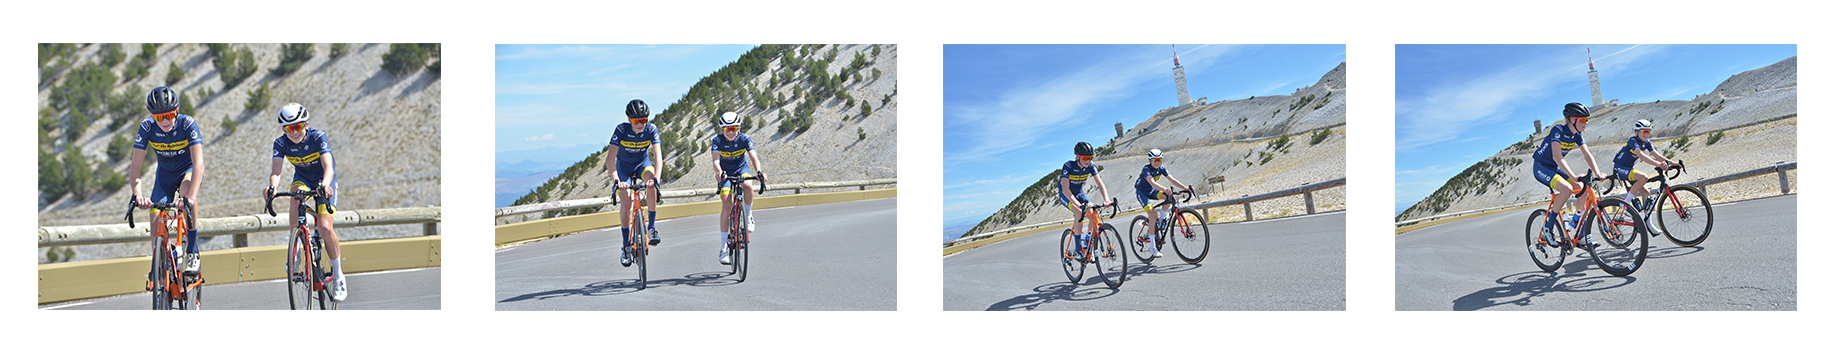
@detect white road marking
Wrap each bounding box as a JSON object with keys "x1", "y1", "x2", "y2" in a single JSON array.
[{"x1": 40, "y1": 302, "x2": 94, "y2": 310}]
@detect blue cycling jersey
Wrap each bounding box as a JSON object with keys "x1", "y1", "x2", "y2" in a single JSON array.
[
  {"x1": 710, "y1": 133, "x2": 755, "y2": 173},
  {"x1": 609, "y1": 122, "x2": 661, "y2": 166},
  {"x1": 1060, "y1": 160, "x2": 1097, "y2": 194},
  {"x1": 1531, "y1": 123, "x2": 1582, "y2": 167},
  {"x1": 273, "y1": 128, "x2": 334, "y2": 182},
  {"x1": 133, "y1": 114, "x2": 204, "y2": 175},
  {"x1": 1134, "y1": 164, "x2": 1170, "y2": 193},
  {"x1": 1611, "y1": 136, "x2": 1654, "y2": 171}
]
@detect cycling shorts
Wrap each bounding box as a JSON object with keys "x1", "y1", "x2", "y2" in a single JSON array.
[
  {"x1": 290, "y1": 173, "x2": 338, "y2": 215},
  {"x1": 1057, "y1": 189, "x2": 1091, "y2": 213},
  {"x1": 719, "y1": 164, "x2": 754, "y2": 197},
  {"x1": 1613, "y1": 167, "x2": 1645, "y2": 183},
  {"x1": 151, "y1": 167, "x2": 193, "y2": 204},
  {"x1": 1532, "y1": 162, "x2": 1567, "y2": 193},
  {"x1": 615, "y1": 158, "x2": 655, "y2": 184},
  {"x1": 1136, "y1": 188, "x2": 1168, "y2": 213}
]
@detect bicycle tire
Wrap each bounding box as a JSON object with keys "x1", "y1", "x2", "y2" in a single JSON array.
[
  {"x1": 634, "y1": 213, "x2": 649, "y2": 290},
  {"x1": 1585, "y1": 198, "x2": 1647, "y2": 276},
  {"x1": 150, "y1": 227, "x2": 167, "y2": 310},
  {"x1": 288, "y1": 231, "x2": 312, "y2": 310},
  {"x1": 1656, "y1": 185, "x2": 1713, "y2": 247},
  {"x1": 153, "y1": 246, "x2": 170, "y2": 310},
  {"x1": 733, "y1": 203, "x2": 749, "y2": 282},
  {"x1": 1094, "y1": 224, "x2": 1127, "y2": 289},
  {"x1": 1127, "y1": 215, "x2": 1155, "y2": 264},
  {"x1": 1602, "y1": 199, "x2": 1642, "y2": 249},
  {"x1": 1524, "y1": 209, "x2": 1565, "y2": 273},
  {"x1": 1060, "y1": 229, "x2": 1083, "y2": 283},
  {"x1": 1171, "y1": 209, "x2": 1211, "y2": 264}
]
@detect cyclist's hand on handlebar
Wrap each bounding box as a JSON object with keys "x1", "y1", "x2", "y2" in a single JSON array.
[
  {"x1": 135, "y1": 195, "x2": 151, "y2": 209},
  {"x1": 616, "y1": 180, "x2": 629, "y2": 190}
]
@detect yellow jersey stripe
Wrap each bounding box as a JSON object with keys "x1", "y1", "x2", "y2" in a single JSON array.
[{"x1": 149, "y1": 140, "x2": 190, "y2": 151}]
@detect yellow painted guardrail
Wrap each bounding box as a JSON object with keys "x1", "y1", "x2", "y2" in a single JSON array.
[
  {"x1": 495, "y1": 188, "x2": 896, "y2": 246},
  {"x1": 38, "y1": 235, "x2": 440, "y2": 305}
]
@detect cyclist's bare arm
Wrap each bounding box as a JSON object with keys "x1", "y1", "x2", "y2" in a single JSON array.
[
  {"x1": 1060, "y1": 177, "x2": 1079, "y2": 208},
  {"x1": 746, "y1": 149, "x2": 764, "y2": 177},
  {"x1": 605, "y1": 145, "x2": 623, "y2": 188},
  {"x1": 185, "y1": 144, "x2": 203, "y2": 206},
  {"x1": 709, "y1": 149, "x2": 723, "y2": 177},
  {"x1": 1146, "y1": 174, "x2": 1171, "y2": 193},
  {"x1": 129, "y1": 148, "x2": 147, "y2": 205},
  {"x1": 1092, "y1": 173, "x2": 1112, "y2": 206},
  {"x1": 268, "y1": 158, "x2": 285, "y2": 191},
  {"x1": 1169, "y1": 177, "x2": 1192, "y2": 192},
  {"x1": 649, "y1": 143, "x2": 664, "y2": 183},
  {"x1": 1579, "y1": 144, "x2": 1602, "y2": 177}
]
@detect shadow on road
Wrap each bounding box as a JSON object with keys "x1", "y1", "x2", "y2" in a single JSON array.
[
  {"x1": 1126, "y1": 262, "x2": 1201, "y2": 278},
  {"x1": 984, "y1": 279, "x2": 1121, "y2": 311},
  {"x1": 498, "y1": 272, "x2": 743, "y2": 303},
  {"x1": 1451, "y1": 258, "x2": 1637, "y2": 311},
  {"x1": 1645, "y1": 245, "x2": 1703, "y2": 260}
]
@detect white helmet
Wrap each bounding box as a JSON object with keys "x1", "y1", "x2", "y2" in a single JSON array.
[
  {"x1": 719, "y1": 111, "x2": 742, "y2": 127},
  {"x1": 278, "y1": 103, "x2": 310, "y2": 126},
  {"x1": 1633, "y1": 119, "x2": 1653, "y2": 132},
  {"x1": 1147, "y1": 149, "x2": 1163, "y2": 160}
]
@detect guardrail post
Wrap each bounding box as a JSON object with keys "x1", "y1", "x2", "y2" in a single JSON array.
[
  {"x1": 1304, "y1": 191, "x2": 1316, "y2": 215},
  {"x1": 1777, "y1": 161, "x2": 1789, "y2": 194},
  {"x1": 1242, "y1": 198, "x2": 1252, "y2": 222},
  {"x1": 234, "y1": 233, "x2": 247, "y2": 248},
  {"x1": 425, "y1": 222, "x2": 439, "y2": 236}
]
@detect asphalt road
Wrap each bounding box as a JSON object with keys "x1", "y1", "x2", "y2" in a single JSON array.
[
  {"x1": 495, "y1": 198, "x2": 897, "y2": 310},
  {"x1": 1396, "y1": 194, "x2": 1796, "y2": 311},
  {"x1": 943, "y1": 211, "x2": 1345, "y2": 311},
  {"x1": 40, "y1": 267, "x2": 442, "y2": 310}
]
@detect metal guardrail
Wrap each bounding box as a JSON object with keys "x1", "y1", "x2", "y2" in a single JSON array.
[
  {"x1": 1394, "y1": 161, "x2": 1796, "y2": 227},
  {"x1": 944, "y1": 177, "x2": 1346, "y2": 248},
  {"x1": 495, "y1": 178, "x2": 896, "y2": 219},
  {"x1": 38, "y1": 207, "x2": 441, "y2": 248}
]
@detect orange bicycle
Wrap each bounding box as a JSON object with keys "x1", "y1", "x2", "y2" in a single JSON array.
[
  {"x1": 1524, "y1": 171, "x2": 1648, "y2": 276},
  {"x1": 125, "y1": 195, "x2": 202, "y2": 310},
  {"x1": 267, "y1": 188, "x2": 337, "y2": 310},
  {"x1": 1060, "y1": 198, "x2": 1126, "y2": 288},
  {"x1": 614, "y1": 176, "x2": 657, "y2": 289}
]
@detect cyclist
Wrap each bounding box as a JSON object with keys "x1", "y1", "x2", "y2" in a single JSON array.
[
  {"x1": 128, "y1": 86, "x2": 205, "y2": 276},
  {"x1": 1059, "y1": 142, "x2": 1115, "y2": 257},
  {"x1": 1134, "y1": 149, "x2": 1194, "y2": 258},
  {"x1": 608, "y1": 99, "x2": 665, "y2": 267},
  {"x1": 1612, "y1": 119, "x2": 1681, "y2": 236},
  {"x1": 710, "y1": 111, "x2": 766, "y2": 265},
  {"x1": 1531, "y1": 102, "x2": 1605, "y2": 240},
  {"x1": 263, "y1": 103, "x2": 346, "y2": 302}
]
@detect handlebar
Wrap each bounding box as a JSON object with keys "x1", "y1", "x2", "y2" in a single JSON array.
[
  {"x1": 125, "y1": 194, "x2": 186, "y2": 229},
  {"x1": 1149, "y1": 189, "x2": 1196, "y2": 208},
  {"x1": 265, "y1": 189, "x2": 322, "y2": 217},
  {"x1": 721, "y1": 173, "x2": 768, "y2": 195},
  {"x1": 1652, "y1": 161, "x2": 1687, "y2": 183},
  {"x1": 1083, "y1": 198, "x2": 1120, "y2": 220}
]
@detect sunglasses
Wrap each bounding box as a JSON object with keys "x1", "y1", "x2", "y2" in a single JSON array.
[
  {"x1": 1570, "y1": 116, "x2": 1591, "y2": 124},
  {"x1": 284, "y1": 122, "x2": 307, "y2": 133},
  {"x1": 629, "y1": 117, "x2": 648, "y2": 125},
  {"x1": 1077, "y1": 155, "x2": 1094, "y2": 161},
  {"x1": 1639, "y1": 129, "x2": 1652, "y2": 135},
  {"x1": 152, "y1": 112, "x2": 177, "y2": 122},
  {"x1": 722, "y1": 126, "x2": 739, "y2": 133}
]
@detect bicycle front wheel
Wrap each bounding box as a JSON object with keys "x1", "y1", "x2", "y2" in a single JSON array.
[
  {"x1": 734, "y1": 230, "x2": 750, "y2": 282},
  {"x1": 1094, "y1": 224, "x2": 1128, "y2": 289},
  {"x1": 1060, "y1": 229, "x2": 1083, "y2": 283},
  {"x1": 1171, "y1": 209, "x2": 1211, "y2": 264},
  {"x1": 1127, "y1": 215, "x2": 1155, "y2": 264},
  {"x1": 1586, "y1": 199, "x2": 1647, "y2": 276},
  {"x1": 287, "y1": 233, "x2": 312, "y2": 310},
  {"x1": 152, "y1": 245, "x2": 170, "y2": 310},
  {"x1": 1656, "y1": 185, "x2": 1713, "y2": 247},
  {"x1": 1524, "y1": 209, "x2": 1565, "y2": 273},
  {"x1": 634, "y1": 215, "x2": 649, "y2": 290}
]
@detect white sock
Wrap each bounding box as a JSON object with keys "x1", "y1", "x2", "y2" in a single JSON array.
[
  {"x1": 333, "y1": 258, "x2": 344, "y2": 278},
  {"x1": 744, "y1": 204, "x2": 753, "y2": 218},
  {"x1": 721, "y1": 232, "x2": 729, "y2": 245}
]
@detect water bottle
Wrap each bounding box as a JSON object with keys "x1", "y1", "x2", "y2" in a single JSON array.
[{"x1": 1565, "y1": 213, "x2": 1580, "y2": 231}]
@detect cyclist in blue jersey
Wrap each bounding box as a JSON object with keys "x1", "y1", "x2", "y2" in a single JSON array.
[
  {"x1": 1059, "y1": 142, "x2": 1115, "y2": 257},
  {"x1": 263, "y1": 103, "x2": 346, "y2": 302},
  {"x1": 1133, "y1": 149, "x2": 1195, "y2": 259},
  {"x1": 608, "y1": 99, "x2": 665, "y2": 267},
  {"x1": 710, "y1": 111, "x2": 766, "y2": 265},
  {"x1": 128, "y1": 86, "x2": 206, "y2": 275},
  {"x1": 1531, "y1": 102, "x2": 1605, "y2": 238},
  {"x1": 1612, "y1": 119, "x2": 1680, "y2": 236}
]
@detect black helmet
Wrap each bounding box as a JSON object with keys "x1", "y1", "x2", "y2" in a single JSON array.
[
  {"x1": 146, "y1": 86, "x2": 179, "y2": 114},
  {"x1": 625, "y1": 99, "x2": 650, "y2": 119},
  {"x1": 1074, "y1": 142, "x2": 1095, "y2": 156},
  {"x1": 1562, "y1": 102, "x2": 1590, "y2": 119}
]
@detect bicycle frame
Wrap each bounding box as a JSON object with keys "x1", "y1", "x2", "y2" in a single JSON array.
[
  {"x1": 1144, "y1": 190, "x2": 1198, "y2": 241},
  {"x1": 1543, "y1": 174, "x2": 1610, "y2": 247},
  {"x1": 126, "y1": 195, "x2": 202, "y2": 310},
  {"x1": 1068, "y1": 200, "x2": 1119, "y2": 262},
  {"x1": 267, "y1": 189, "x2": 336, "y2": 310},
  {"x1": 721, "y1": 174, "x2": 765, "y2": 280}
]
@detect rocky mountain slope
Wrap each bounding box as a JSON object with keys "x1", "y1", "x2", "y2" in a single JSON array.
[
  {"x1": 37, "y1": 43, "x2": 441, "y2": 262},
  {"x1": 963, "y1": 63, "x2": 1348, "y2": 237},
  {"x1": 1397, "y1": 56, "x2": 1796, "y2": 221},
  {"x1": 500, "y1": 44, "x2": 896, "y2": 224}
]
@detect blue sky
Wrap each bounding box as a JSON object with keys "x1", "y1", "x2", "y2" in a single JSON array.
[
  {"x1": 496, "y1": 44, "x2": 756, "y2": 158},
  {"x1": 943, "y1": 44, "x2": 1346, "y2": 228},
  {"x1": 1394, "y1": 44, "x2": 1797, "y2": 214}
]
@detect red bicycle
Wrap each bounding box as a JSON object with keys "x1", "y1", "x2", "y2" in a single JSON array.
[
  {"x1": 1128, "y1": 189, "x2": 1211, "y2": 264},
  {"x1": 125, "y1": 195, "x2": 201, "y2": 310},
  {"x1": 719, "y1": 174, "x2": 766, "y2": 281},
  {"x1": 1612, "y1": 162, "x2": 1712, "y2": 247},
  {"x1": 267, "y1": 188, "x2": 337, "y2": 310}
]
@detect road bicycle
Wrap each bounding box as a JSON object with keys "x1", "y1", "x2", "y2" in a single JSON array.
[
  {"x1": 1523, "y1": 171, "x2": 1647, "y2": 276},
  {"x1": 1614, "y1": 162, "x2": 1713, "y2": 247},
  {"x1": 614, "y1": 176, "x2": 658, "y2": 289},
  {"x1": 1127, "y1": 189, "x2": 1211, "y2": 264},
  {"x1": 267, "y1": 188, "x2": 336, "y2": 310},
  {"x1": 719, "y1": 173, "x2": 766, "y2": 281},
  {"x1": 1060, "y1": 198, "x2": 1126, "y2": 288},
  {"x1": 126, "y1": 195, "x2": 202, "y2": 310}
]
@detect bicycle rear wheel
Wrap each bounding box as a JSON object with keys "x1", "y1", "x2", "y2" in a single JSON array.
[
  {"x1": 1586, "y1": 199, "x2": 1647, "y2": 276},
  {"x1": 1094, "y1": 224, "x2": 1128, "y2": 289},
  {"x1": 1127, "y1": 215, "x2": 1155, "y2": 264},
  {"x1": 1060, "y1": 229, "x2": 1083, "y2": 283},
  {"x1": 1524, "y1": 209, "x2": 1565, "y2": 273},
  {"x1": 1656, "y1": 185, "x2": 1713, "y2": 247},
  {"x1": 1171, "y1": 209, "x2": 1211, "y2": 264}
]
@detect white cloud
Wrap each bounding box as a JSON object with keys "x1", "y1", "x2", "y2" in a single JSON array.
[
  {"x1": 526, "y1": 133, "x2": 555, "y2": 142},
  {"x1": 1396, "y1": 45, "x2": 1668, "y2": 154}
]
